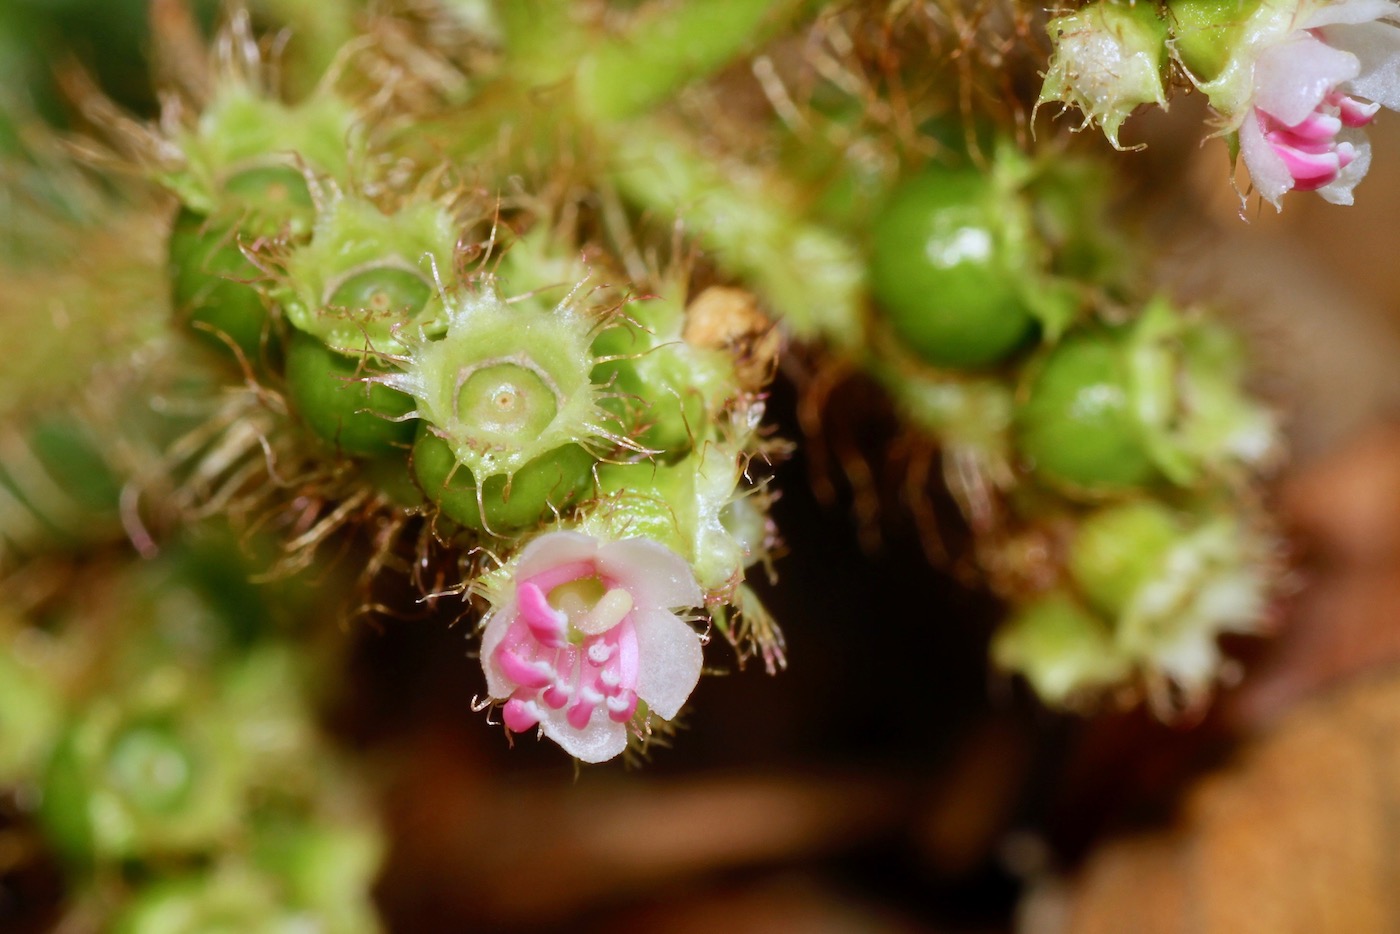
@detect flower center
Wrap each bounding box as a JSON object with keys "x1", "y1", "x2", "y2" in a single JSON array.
[
  {"x1": 494, "y1": 564, "x2": 642, "y2": 735},
  {"x1": 455, "y1": 362, "x2": 559, "y2": 445},
  {"x1": 327, "y1": 267, "x2": 434, "y2": 320}
]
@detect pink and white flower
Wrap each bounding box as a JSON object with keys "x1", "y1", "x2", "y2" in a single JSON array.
[
  {"x1": 478, "y1": 531, "x2": 704, "y2": 763},
  {"x1": 1216, "y1": 0, "x2": 1400, "y2": 206}
]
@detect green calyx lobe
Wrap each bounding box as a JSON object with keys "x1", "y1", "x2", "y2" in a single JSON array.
[
  {"x1": 869, "y1": 167, "x2": 1039, "y2": 368},
  {"x1": 285, "y1": 333, "x2": 416, "y2": 459},
  {"x1": 412, "y1": 428, "x2": 595, "y2": 533},
  {"x1": 1167, "y1": 0, "x2": 1266, "y2": 82}
]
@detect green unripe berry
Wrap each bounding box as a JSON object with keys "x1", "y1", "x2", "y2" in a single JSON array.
[
  {"x1": 1016, "y1": 328, "x2": 1159, "y2": 493},
  {"x1": 168, "y1": 208, "x2": 272, "y2": 362},
  {"x1": 1070, "y1": 501, "x2": 1181, "y2": 617},
  {"x1": 285, "y1": 333, "x2": 416, "y2": 458},
  {"x1": 412, "y1": 428, "x2": 594, "y2": 533},
  {"x1": 870, "y1": 168, "x2": 1038, "y2": 368}
]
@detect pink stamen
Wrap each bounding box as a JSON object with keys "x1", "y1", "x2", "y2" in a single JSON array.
[
  {"x1": 495, "y1": 644, "x2": 554, "y2": 689},
  {"x1": 567, "y1": 699, "x2": 595, "y2": 729},
  {"x1": 606, "y1": 690, "x2": 638, "y2": 723},
  {"x1": 503, "y1": 698, "x2": 541, "y2": 732},
  {"x1": 520, "y1": 560, "x2": 595, "y2": 594},
  {"x1": 1270, "y1": 110, "x2": 1342, "y2": 144},
  {"x1": 1331, "y1": 92, "x2": 1380, "y2": 128},
  {"x1": 1276, "y1": 142, "x2": 1342, "y2": 180},
  {"x1": 518, "y1": 582, "x2": 567, "y2": 647},
  {"x1": 494, "y1": 561, "x2": 652, "y2": 745}
]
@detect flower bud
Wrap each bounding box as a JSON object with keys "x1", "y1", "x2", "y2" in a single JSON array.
[
  {"x1": 1016, "y1": 297, "x2": 1277, "y2": 495},
  {"x1": 277, "y1": 192, "x2": 460, "y2": 355},
  {"x1": 378, "y1": 278, "x2": 614, "y2": 492},
  {"x1": 41, "y1": 694, "x2": 245, "y2": 862},
  {"x1": 992, "y1": 592, "x2": 1131, "y2": 705},
  {"x1": 1039, "y1": 0, "x2": 1171, "y2": 149}
]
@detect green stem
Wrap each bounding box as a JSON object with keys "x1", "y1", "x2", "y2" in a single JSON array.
[
  {"x1": 576, "y1": 0, "x2": 818, "y2": 120},
  {"x1": 610, "y1": 117, "x2": 865, "y2": 346}
]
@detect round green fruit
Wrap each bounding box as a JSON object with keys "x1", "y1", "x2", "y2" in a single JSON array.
[
  {"x1": 285, "y1": 333, "x2": 416, "y2": 458},
  {"x1": 168, "y1": 208, "x2": 272, "y2": 362},
  {"x1": 869, "y1": 168, "x2": 1037, "y2": 368},
  {"x1": 412, "y1": 428, "x2": 594, "y2": 533},
  {"x1": 1069, "y1": 501, "x2": 1181, "y2": 617},
  {"x1": 1016, "y1": 329, "x2": 1159, "y2": 493}
]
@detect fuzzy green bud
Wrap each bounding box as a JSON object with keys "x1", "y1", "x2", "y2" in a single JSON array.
[
  {"x1": 992, "y1": 592, "x2": 1131, "y2": 705},
  {"x1": 583, "y1": 439, "x2": 756, "y2": 593},
  {"x1": 41, "y1": 694, "x2": 244, "y2": 862},
  {"x1": 165, "y1": 79, "x2": 360, "y2": 234},
  {"x1": 1070, "y1": 501, "x2": 1184, "y2": 617},
  {"x1": 1168, "y1": 0, "x2": 1268, "y2": 87},
  {"x1": 593, "y1": 285, "x2": 760, "y2": 457},
  {"x1": 113, "y1": 867, "x2": 297, "y2": 934},
  {"x1": 1016, "y1": 297, "x2": 1277, "y2": 496},
  {"x1": 381, "y1": 280, "x2": 616, "y2": 487},
  {"x1": 1039, "y1": 1, "x2": 1171, "y2": 150},
  {"x1": 278, "y1": 193, "x2": 460, "y2": 354}
]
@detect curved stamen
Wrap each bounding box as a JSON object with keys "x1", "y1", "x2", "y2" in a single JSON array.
[{"x1": 504, "y1": 698, "x2": 542, "y2": 732}]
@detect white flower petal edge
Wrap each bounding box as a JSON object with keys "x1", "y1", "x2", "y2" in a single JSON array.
[{"x1": 630, "y1": 608, "x2": 705, "y2": 721}]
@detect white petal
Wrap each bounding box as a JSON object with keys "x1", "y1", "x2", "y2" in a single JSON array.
[
  {"x1": 1319, "y1": 133, "x2": 1373, "y2": 203},
  {"x1": 1238, "y1": 110, "x2": 1294, "y2": 208},
  {"x1": 1152, "y1": 632, "x2": 1222, "y2": 695},
  {"x1": 597, "y1": 538, "x2": 703, "y2": 610},
  {"x1": 537, "y1": 706, "x2": 630, "y2": 763},
  {"x1": 1254, "y1": 32, "x2": 1359, "y2": 125},
  {"x1": 512, "y1": 530, "x2": 599, "y2": 585},
  {"x1": 631, "y1": 608, "x2": 704, "y2": 721},
  {"x1": 478, "y1": 603, "x2": 518, "y2": 700},
  {"x1": 1332, "y1": 21, "x2": 1400, "y2": 109},
  {"x1": 1304, "y1": 0, "x2": 1400, "y2": 29}
]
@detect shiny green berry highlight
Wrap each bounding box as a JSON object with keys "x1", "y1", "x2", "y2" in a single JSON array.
[{"x1": 869, "y1": 168, "x2": 1038, "y2": 368}]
